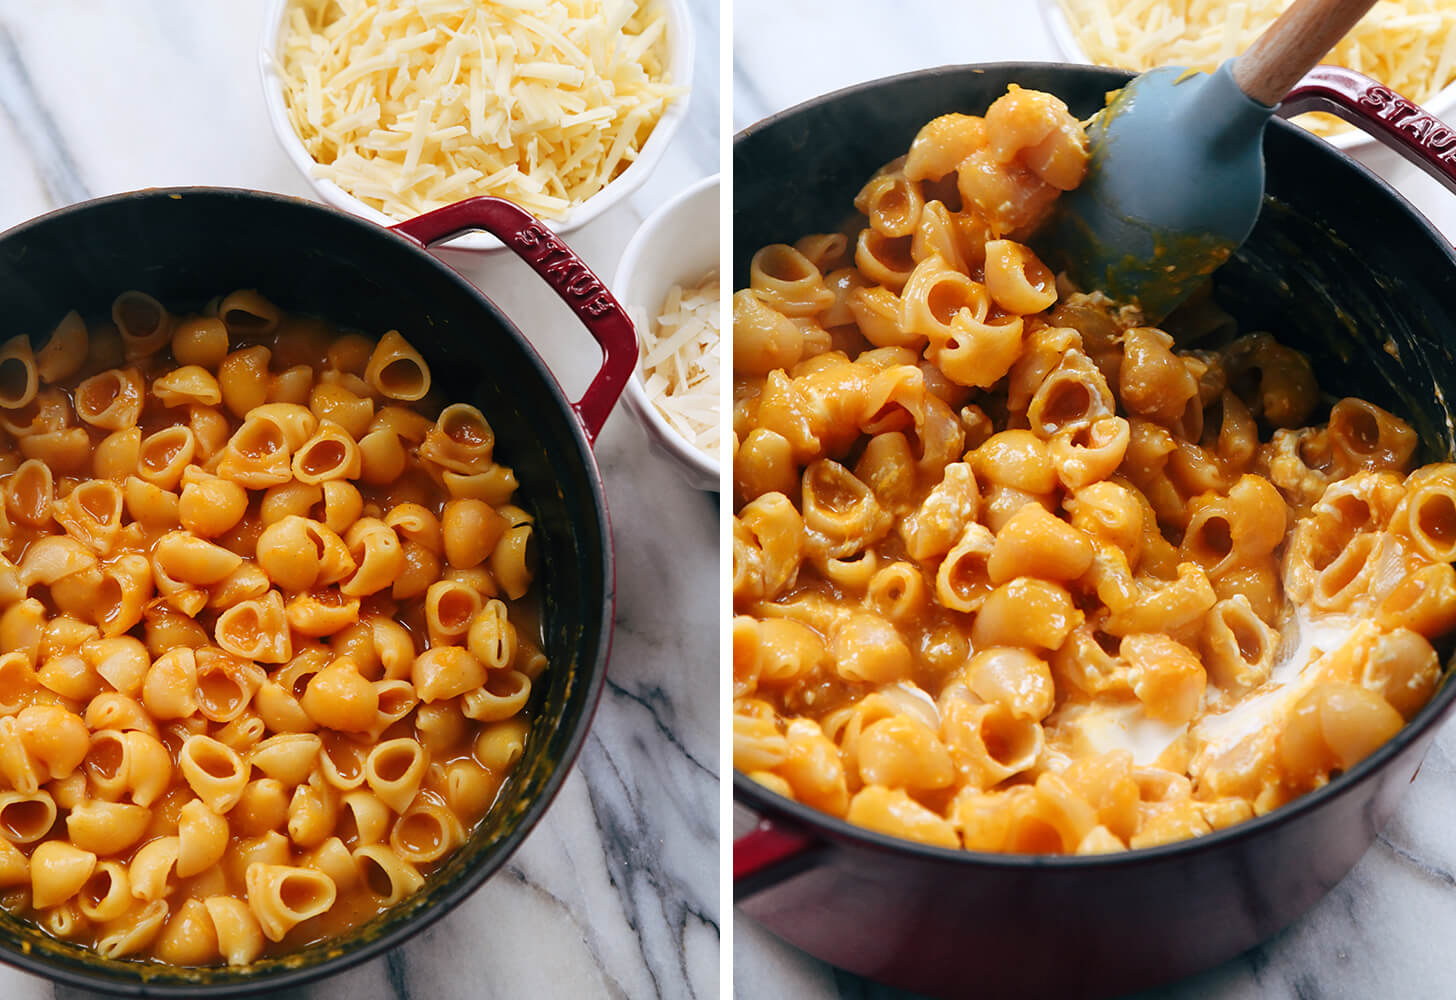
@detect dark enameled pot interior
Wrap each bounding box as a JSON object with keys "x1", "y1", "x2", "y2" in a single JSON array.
[
  {"x1": 734, "y1": 64, "x2": 1456, "y2": 998},
  {"x1": 0, "y1": 189, "x2": 611, "y2": 995}
]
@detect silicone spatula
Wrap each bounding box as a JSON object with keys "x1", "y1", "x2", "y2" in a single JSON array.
[{"x1": 1045, "y1": 0, "x2": 1380, "y2": 323}]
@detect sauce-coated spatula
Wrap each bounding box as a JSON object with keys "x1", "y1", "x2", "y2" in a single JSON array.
[{"x1": 1046, "y1": 0, "x2": 1380, "y2": 322}]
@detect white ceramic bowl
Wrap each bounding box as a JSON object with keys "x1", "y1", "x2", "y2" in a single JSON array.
[
  {"x1": 1038, "y1": 0, "x2": 1456, "y2": 155},
  {"x1": 258, "y1": 0, "x2": 694, "y2": 251},
  {"x1": 613, "y1": 173, "x2": 720, "y2": 492}
]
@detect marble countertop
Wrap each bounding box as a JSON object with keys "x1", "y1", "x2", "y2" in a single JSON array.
[
  {"x1": 0, "y1": 1, "x2": 719, "y2": 998},
  {"x1": 734, "y1": 2, "x2": 1456, "y2": 998}
]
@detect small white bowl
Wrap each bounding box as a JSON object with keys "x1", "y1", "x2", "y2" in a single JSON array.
[
  {"x1": 1038, "y1": 0, "x2": 1456, "y2": 155},
  {"x1": 613, "y1": 173, "x2": 720, "y2": 493},
  {"x1": 258, "y1": 0, "x2": 694, "y2": 251}
]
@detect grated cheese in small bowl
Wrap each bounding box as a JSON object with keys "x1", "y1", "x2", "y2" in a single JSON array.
[
  {"x1": 1048, "y1": 0, "x2": 1456, "y2": 146},
  {"x1": 631, "y1": 273, "x2": 720, "y2": 457},
  {"x1": 260, "y1": 0, "x2": 692, "y2": 249},
  {"x1": 613, "y1": 173, "x2": 719, "y2": 492}
]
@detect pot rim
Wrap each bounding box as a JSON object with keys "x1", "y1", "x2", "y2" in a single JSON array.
[
  {"x1": 734, "y1": 60, "x2": 1449, "y2": 255},
  {"x1": 732, "y1": 61, "x2": 1456, "y2": 873},
  {"x1": 0, "y1": 185, "x2": 616, "y2": 994}
]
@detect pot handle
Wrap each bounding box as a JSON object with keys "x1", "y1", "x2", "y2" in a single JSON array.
[
  {"x1": 734, "y1": 810, "x2": 827, "y2": 900},
  {"x1": 1280, "y1": 66, "x2": 1456, "y2": 196},
  {"x1": 390, "y1": 198, "x2": 637, "y2": 444}
]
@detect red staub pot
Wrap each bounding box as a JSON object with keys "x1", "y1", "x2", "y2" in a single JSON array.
[
  {"x1": 0, "y1": 191, "x2": 633, "y2": 994},
  {"x1": 734, "y1": 63, "x2": 1456, "y2": 999}
]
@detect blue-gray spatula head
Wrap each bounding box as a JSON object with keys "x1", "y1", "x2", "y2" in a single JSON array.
[{"x1": 1042, "y1": 61, "x2": 1277, "y2": 323}]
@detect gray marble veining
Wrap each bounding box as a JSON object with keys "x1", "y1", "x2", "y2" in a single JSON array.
[
  {"x1": 0, "y1": 22, "x2": 88, "y2": 206},
  {"x1": 733, "y1": 1, "x2": 1456, "y2": 997},
  {"x1": 0, "y1": 1, "x2": 721, "y2": 998}
]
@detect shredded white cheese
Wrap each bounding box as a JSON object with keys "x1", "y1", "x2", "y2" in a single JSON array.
[
  {"x1": 277, "y1": 0, "x2": 681, "y2": 220},
  {"x1": 631, "y1": 273, "x2": 720, "y2": 455},
  {"x1": 1058, "y1": 0, "x2": 1456, "y2": 138}
]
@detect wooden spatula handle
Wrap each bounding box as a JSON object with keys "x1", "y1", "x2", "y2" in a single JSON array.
[{"x1": 1232, "y1": 0, "x2": 1379, "y2": 106}]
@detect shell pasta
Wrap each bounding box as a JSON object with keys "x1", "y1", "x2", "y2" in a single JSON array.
[
  {"x1": 732, "y1": 85, "x2": 1456, "y2": 855},
  {"x1": 0, "y1": 292, "x2": 544, "y2": 963}
]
